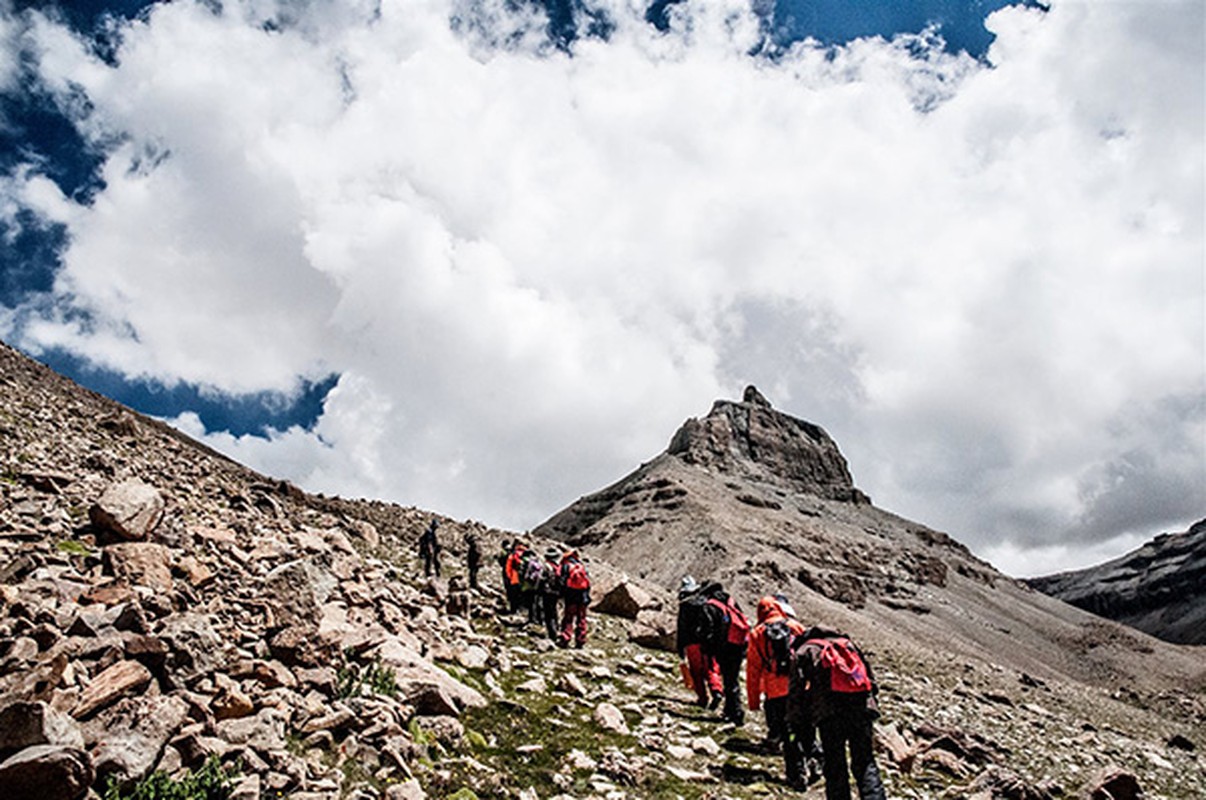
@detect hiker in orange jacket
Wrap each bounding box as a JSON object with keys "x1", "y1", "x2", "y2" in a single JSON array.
[
  {"x1": 747, "y1": 595, "x2": 809, "y2": 786},
  {"x1": 503, "y1": 542, "x2": 527, "y2": 614}
]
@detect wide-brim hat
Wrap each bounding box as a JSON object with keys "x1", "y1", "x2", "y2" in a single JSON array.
[{"x1": 544, "y1": 546, "x2": 561, "y2": 560}]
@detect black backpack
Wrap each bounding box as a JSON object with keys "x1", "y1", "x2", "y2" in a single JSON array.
[{"x1": 763, "y1": 619, "x2": 794, "y2": 675}]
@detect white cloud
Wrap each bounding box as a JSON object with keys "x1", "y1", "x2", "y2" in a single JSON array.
[{"x1": 4, "y1": 0, "x2": 1203, "y2": 572}]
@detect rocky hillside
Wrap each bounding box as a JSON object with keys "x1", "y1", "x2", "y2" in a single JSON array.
[
  {"x1": 1, "y1": 342, "x2": 1204, "y2": 800},
  {"x1": 1027, "y1": 520, "x2": 1206, "y2": 645}
]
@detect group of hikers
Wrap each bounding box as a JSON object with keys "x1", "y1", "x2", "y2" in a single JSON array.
[
  {"x1": 418, "y1": 520, "x2": 594, "y2": 649},
  {"x1": 497, "y1": 539, "x2": 593, "y2": 649},
  {"x1": 418, "y1": 521, "x2": 885, "y2": 799},
  {"x1": 676, "y1": 576, "x2": 886, "y2": 799}
]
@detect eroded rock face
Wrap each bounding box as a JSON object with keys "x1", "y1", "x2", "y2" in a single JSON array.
[
  {"x1": 667, "y1": 387, "x2": 869, "y2": 504},
  {"x1": 1028, "y1": 519, "x2": 1206, "y2": 644}
]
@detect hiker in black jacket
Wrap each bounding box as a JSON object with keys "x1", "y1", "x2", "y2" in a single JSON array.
[
  {"x1": 418, "y1": 519, "x2": 441, "y2": 578},
  {"x1": 536, "y1": 546, "x2": 563, "y2": 640},
  {"x1": 788, "y1": 625, "x2": 885, "y2": 800},
  {"x1": 465, "y1": 533, "x2": 482, "y2": 590},
  {"x1": 698, "y1": 581, "x2": 748, "y2": 726}
]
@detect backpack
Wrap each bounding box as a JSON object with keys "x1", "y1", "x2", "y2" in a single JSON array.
[
  {"x1": 705, "y1": 596, "x2": 750, "y2": 647},
  {"x1": 563, "y1": 559, "x2": 590, "y2": 591},
  {"x1": 807, "y1": 636, "x2": 873, "y2": 693},
  {"x1": 523, "y1": 555, "x2": 546, "y2": 587},
  {"x1": 763, "y1": 620, "x2": 794, "y2": 675}
]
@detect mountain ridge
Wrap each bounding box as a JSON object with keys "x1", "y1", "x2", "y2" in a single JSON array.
[
  {"x1": 1, "y1": 342, "x2": 1203, "y2": 799},
  {"x1": 1027, "y1": 519, "x2": 1206, "y2": 645}
]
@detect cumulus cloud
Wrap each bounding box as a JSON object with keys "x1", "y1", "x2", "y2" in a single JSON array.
[{"x1": 2, "y1": 0, "x2": 1202, "y2": 576}]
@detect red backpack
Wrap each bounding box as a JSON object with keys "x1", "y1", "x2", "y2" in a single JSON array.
[
  {"x1": 807, "y1": 636, "x2": 873, "y2": 693},
  {"x1": 705, "y1": 597, "x2": 750, "y2": 646},
  {"x1": 563, "y1": 559, "x2": 590, "y2": 590}
]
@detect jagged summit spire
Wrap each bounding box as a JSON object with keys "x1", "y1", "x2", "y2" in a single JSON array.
[
  {"x1": 668, "y1": 390, "x2": 869, "y2": 504},
  {"x1": 742, "y1": 385, "x2": 772, "y2": 408}
]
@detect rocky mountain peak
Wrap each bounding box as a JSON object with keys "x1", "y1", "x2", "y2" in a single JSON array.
[{"x1": 666, "y1": 386, "x2": 869, "y2": 504}]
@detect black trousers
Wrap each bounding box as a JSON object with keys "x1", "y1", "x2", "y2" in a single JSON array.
[
  {"x1": 710, "y1": 644, "x2": 745, "y2": 725},
  {"x1": 541, "y1": 594, "x2": 560, "y2": 639},
  {"x1": 818, "y1": 713, "x2": 885, "y2": 800},
  {"x1": 765, "y1": 696, "x2": 807, "y2": 784}
]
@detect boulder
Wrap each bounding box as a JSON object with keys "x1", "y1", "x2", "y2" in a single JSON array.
[
  {"x1": 1085, "y1": 768, "x2": 1143, "y2": 800},
  {"x1": 593, "y1": 581, "x2": 659, "y2": 620},
  {"x1": 0, "y1": 701, "x2": 84, "y2": 758},
  {"x1": 0, "y1": 745, "x2": 93, "y2": 800},
  {"x1": 89, "y1": 479, "x2": 164, "y2": 541},
  {"x1": 157, "y1": 613, "x2": 233, "y2": 684},
  {"x1": 593, "y1": 702, "x2": 630, "y2": 735},
  {"x1": 90, "y1": 694, "x2": 189, "y2": 787},
  {"x1": 627, "y1": 609, "x2": 676, "y2": 652},
  {"x1": 264, "y1": 559, "x2": 333, "y2": 631},
  {"x1": 104, "y1": 542, "x2": 173, "y2": 593},
  {"x1": 72, "y1": 660, "x2": 152, "y2": 720},
  {"x1": 375, "y1": 638, "x2": 486, "y2": 713}
]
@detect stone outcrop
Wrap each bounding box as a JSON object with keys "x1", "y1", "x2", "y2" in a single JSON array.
[
  {"x1": 667, "y1": 385, "x2": 870, "y2": 504},
  {"x1": 1028, "y1": 519, "x2": 1206, "y2": 644}
]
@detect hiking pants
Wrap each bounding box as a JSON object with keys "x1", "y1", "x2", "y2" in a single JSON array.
[
  {"x1": 560, "y1": 602, "x2": 588, "y2": 647},
  {"x1": 468, "y1": 564, "x2": 479, "y2": 590},
  {"x1": 528, "y1": 589, "x2": 542, "y2": 625},
  {"x1": 711, "y1": 644, "x2": 745, "y2": 725},
  {"x1": 765, "y1": 696, "x2": 807, "y2": 785},
  {"x1": 818, "y1": 714, "x2": 885, "y2": 800},
  {"x1": 541, "y1": 594, "x2": 560, "y2": 640},
  {"x1": 684, "y1": 644, "x2": 722, "y2": 706}
]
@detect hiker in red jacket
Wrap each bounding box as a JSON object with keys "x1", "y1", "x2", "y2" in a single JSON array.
[
  {"x1": 558, "y1": 550, "x2": 590, "y2": 648},
  {"x1": 676, "y1": 576, "x2": 722, "y2": 709},
  {"x1": 746, "y1": 595, "x2": 809, "y2": 786},
  {"x1": 788, "y1": 625, "x2": 885, "y2": 800}
]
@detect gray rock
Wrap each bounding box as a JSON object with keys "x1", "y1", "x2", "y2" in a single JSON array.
[
  {"x1": 0, "y1": 745, "x2": 93, "y2": 800},
  {"x1": 0, "y1": 701, "x2": 84, "y2": 758},
  {"x1": 104, "y1": 542, "x2": 174, "y2": 593},
  {"x1": 91, "y1": 694, "x2": 189, "y2": 786},
  {"x1": 89, "y1": 479, "x2": 164, "y2": 541},
  {"x1": 593, "y1": 581, "x2": 659, "y2": 620}
]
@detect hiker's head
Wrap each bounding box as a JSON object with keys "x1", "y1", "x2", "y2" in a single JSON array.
[
  {"x1": 679, "y1": 575, "x2": 699, "y2": 598},
  {"x1": 757, "y1": 595, "x2": 782, "y2": 623},
  {"x1": 773, "y1": 592, "x2": 797, "y2": 618},
  {"x1": 544, "y1": 546, "x2": 560, "y2": 561}
]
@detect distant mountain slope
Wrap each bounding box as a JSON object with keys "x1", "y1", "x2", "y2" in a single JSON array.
[
  {"x1": 3, "y1": 342, "x2": 1205, "y2": 799},
  {"x1": 535, "y1": 387, "x2": 1204, "y2": 696},
  {"x1": 1028, "y1": 520, "x2": 1206, "y2": 645}
]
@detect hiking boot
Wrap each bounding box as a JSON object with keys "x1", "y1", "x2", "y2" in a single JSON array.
[
  {"x1": 708, "y1": 694, "x2": 722, "y2": 711},
  {"x1": 574, "y1": 640, "x2": 585, "y2": 649}
]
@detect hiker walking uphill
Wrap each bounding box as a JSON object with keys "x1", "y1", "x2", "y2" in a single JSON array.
[
  {"x1": 536, "y1": 546, "x2": 563, "y2": 641},
  {"x1": 676, "y1": 576, "x2": 722, "y2": 709},
  {"x1": 697, "y1": 581, "x2": 749, "y2": 725},
  {"x1": 519, "y1": 545, "x2": 545, "y2": 627},
  {"x1": 465, "y1": 533, "x2": 482, "y2": 590},
  {"x1": 418, "y1": 519, "x2": 441, "y2": 578},
  {"x1": 788, "y1": 626, "x2": 886, "y2": 800},
  {"x1": 747, "y1": 595, "x2": 813, "y2": 788},
  {"x1": 502, "y1": 541, "x2": 527, "y2": 613},
  {"x1": 557, "y1": 549, "x2": 591, "y2": 648}
]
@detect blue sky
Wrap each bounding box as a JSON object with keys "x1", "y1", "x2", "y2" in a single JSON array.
[
  {"x1": 0, "y1": 0, "x2": 1201, "y2": 577},
  {"x1": 2, "y1": 0, "x2": 1028, "y2": 436}
]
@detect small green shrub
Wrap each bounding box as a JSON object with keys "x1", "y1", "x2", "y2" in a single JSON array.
[
  {"x1": 56, "y1": 539, "x2": 92, "y2": 556},
  {"x1": 103, "y1": 756, "x2": 238, "y2": 800},
  {"x1": 336, "y1": 656, "x2": 398, "y2": 699}
]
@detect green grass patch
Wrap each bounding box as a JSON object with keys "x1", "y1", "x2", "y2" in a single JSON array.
[{"x1": 103, "y1": 756, "x2": 238, "y2": 800}]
